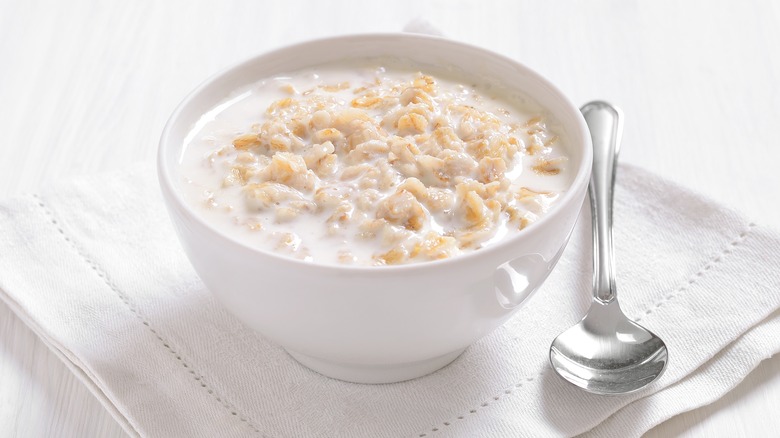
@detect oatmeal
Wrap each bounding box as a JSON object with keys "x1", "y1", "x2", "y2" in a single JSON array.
[{"x1": 178, "y1": 60, "x2": 572, "y2": 265}]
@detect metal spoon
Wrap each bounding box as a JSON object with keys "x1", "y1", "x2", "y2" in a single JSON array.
[{"x1": 549, "y1": 101, "x2": 668, "y2": 394}]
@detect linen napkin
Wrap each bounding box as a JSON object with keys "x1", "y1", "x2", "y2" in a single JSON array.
[{"x1": 1, "y1": 162, "x2": 779, "y2": 438}]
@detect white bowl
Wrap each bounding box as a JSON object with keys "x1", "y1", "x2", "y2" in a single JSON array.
[{"x1": 158, "y1": 34, "x2": 592, "y2": 384}]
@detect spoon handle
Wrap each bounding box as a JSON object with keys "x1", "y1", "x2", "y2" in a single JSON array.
[{"x1": 581, "y1": 101, "x2": 623, "y2": 303}]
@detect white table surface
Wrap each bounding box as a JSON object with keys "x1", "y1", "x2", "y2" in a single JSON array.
[{"x1": 1, "y1": 0, "x2": 779, "y2": 436}]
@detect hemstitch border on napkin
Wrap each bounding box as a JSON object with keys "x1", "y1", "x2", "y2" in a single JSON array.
[
  {"x1": 32, "y1": 194, "x2": 268, "y2": 437},
  {"x1": 633, "y1": 223, "x2": 756, "y2": 323}
]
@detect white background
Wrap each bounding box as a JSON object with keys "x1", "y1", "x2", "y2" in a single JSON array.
[{"x1": 1, "y1": 0, "x2": 779, "y2": 436}]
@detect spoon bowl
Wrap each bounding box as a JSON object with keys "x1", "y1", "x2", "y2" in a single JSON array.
[
  {"x1": 549, "y1": 101, "x2": 668, "y2": 395},
  {"x1": 550, "y1": 300, "x2": 668, "y2": 394}
]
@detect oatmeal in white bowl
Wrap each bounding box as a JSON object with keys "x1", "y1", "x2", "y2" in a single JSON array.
[
  {"x1": 180, "y1": 62, "x2": 571, "y2": 266},
  {"x1": 158, "y1": 34, "x2": 592, "y2": 383}
]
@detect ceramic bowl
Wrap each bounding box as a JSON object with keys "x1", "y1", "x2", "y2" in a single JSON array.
[{"x1": 158, "y1": 33, "x2": 592, "y2": 383}]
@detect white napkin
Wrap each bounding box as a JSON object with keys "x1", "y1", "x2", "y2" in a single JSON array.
[{"x1": 1, "y1": 162, "x2": 778, "y2": 438}]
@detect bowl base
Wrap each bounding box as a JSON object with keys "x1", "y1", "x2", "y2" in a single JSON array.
[{"x1": 285, "y1": 347, "x2": 467, "y2": 384}]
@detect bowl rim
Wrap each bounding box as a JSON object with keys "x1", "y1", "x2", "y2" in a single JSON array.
[{"x1": 158, "y1": 32, "x2": 592, "y2": 275}]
